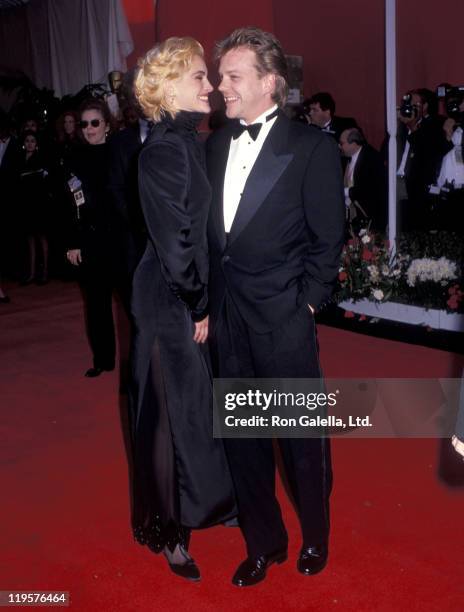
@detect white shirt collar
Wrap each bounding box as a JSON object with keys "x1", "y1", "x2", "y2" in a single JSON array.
[
  {"x1": 240, "y1": 104, "x2": 278, "y2": 126},
  {"x1": 350, "y1": 146, "x2": 362, "y2": 166}
]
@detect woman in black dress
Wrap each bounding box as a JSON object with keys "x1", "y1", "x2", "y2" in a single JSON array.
[
  {"x1": 66, "y1": 99, "x2": 119, "y2": 377},
  {"x1": 131, "y1": 37, "x2": 236, "y2": 581}
]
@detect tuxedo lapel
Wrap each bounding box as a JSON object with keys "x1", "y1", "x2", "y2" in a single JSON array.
[{"x1": 228, "y1": 114, "x2": 293, "y2": 245}]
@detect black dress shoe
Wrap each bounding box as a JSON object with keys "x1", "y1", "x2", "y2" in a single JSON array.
[
  {"x1": 84, "y1": 365, "x2": 114, "y2": 378},
  {"x1": 297, "y1": 544, "x2": 328, "y2": 575},
  {"x1": 232, "y1": 548, "x2": 288, "y2": 587}
]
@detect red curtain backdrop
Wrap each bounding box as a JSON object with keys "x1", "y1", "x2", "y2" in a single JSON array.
[
  {"x1": 122, "y1": 0, "x2": 464, "y2": 148},
  {"x1": 121, "y1": 0, "x2": 156, "y2": 67}
]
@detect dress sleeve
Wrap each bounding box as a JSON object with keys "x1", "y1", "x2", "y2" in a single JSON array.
[{"x1": 138, "y1": 136, "x2": 207, "y2": 320}]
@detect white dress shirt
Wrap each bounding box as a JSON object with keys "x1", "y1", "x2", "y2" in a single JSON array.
[
  {"x1": 223, "y1": 105, "x2": 278, "y2": 232},
  {"x1": 397, "y1": 137, "x2": 411, "y2": 177},
  {"x1": 344, "y1": 147, "x2": 362, "y2": 200}
]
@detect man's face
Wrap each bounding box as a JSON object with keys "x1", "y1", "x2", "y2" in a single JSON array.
[
  {"x1": 339, "y1": 130, "x2": 359, "y2": 157},
  {"x1": 308, "y1": 103, "x2": 331, "y2": 127},
  {"x1": 218, "y1": 46, "x2": 275, "y2": 124},
  {"x1": 411, "y1": 94, "x2": 425, "y2": 120}
]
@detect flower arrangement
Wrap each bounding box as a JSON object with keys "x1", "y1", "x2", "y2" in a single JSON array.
[{"x1": 336, "y1": 229, "x2": 463, "y2": 313}]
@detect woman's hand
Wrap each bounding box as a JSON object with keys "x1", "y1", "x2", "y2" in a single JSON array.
[
  {"x1": 451, "y1": 435, "x2": 464, "y2": 459},
  {"x1": 67, "y1": 249, "x2": 82, "y2": 266},
  {"x1": 193, "y1": 315, "x2": 209, "y2": 344}
]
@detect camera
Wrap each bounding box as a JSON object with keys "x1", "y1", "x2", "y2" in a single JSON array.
[
  {"x1": 398, "y1": 94, "x2": 417, "y2": 119},
  {"x1": 446, "y1": 87, "x2": 464, "y2": 122},
  {"x1": 437, "y1": 85, "x2": 464, "y2": 121}
]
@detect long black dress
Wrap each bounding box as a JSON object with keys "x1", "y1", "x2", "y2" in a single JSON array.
[{"x1": 130, "y1": 111, "x2": 236, "y2": 552}]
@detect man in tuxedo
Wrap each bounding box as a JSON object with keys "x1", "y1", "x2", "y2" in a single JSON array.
[
  {"x1": 339, "y1": 127, "x2": 387, "y2": 232},
  {"x1": 206, "y1": 27, "x2": 345, "y2": 587},
  {"x1": 304, "y1": 92, "x2": 358, "y2": 141},
  {"x1": 397, "y1": 88, "x2": 448, "y2": 230},
  {"x1": 107, "y1": 107, "x2": 148, "y2": 294}
]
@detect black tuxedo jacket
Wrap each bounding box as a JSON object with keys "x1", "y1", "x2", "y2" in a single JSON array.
[
  {"x1": 206, "y1": 111, "x2": 345, "y2": 333},
  {"x1": 108, "y1": 125, "x2": 146, "y2": 276},
  {"x1": 398, "y1": 117, "x2": 448, "y2": 200},
  {"x1": 349, "y1": 144, "x2": 387, "y2": 231},
  {"x1": 310, "y1": 115, "x2": 358, "y2": 141}
]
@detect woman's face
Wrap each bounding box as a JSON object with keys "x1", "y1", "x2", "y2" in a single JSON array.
[
  {"x1": 170, "y1": 55, "x2": 213, "y2": 114},
  {"x1": 80, "y1": 109, "x2": 108, "y2": 145},
  {"x1": 24, "y1": 134, "x2": 38, "y2": 153},
  {"x1": 63, "y1": 114, "x2": 76, "y2": 135}
]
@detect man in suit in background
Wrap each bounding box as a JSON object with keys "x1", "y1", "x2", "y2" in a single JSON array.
[
  {"x1": 107, "y1": 105, "x2": 148, "y2": 302},
  {"x1": 339, "y1": 127, "x2": 387, "y2": 232},
  {"x1": 397, "y1": 88, "x2": 448, "y2": 230},
  {"x1": 304, "y1": 92, "x2": 358, "y2": 141},
  {"x1": 207, "y1": 27, "x2": 345, "y2": 587}
]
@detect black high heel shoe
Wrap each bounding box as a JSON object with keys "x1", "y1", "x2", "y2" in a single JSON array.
[{"x1": 163, "y1": 544, "x2": 201, "y2": 582}]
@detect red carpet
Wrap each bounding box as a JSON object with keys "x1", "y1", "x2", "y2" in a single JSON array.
[{"x1": 1, "y1": 281, "x2": 464, "y2": 611}]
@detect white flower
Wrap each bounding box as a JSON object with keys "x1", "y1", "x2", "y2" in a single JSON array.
[
  {"x1": 406, "y1": 257, "x2": 458, "y2": 287},
  {"x1": 359, "y1": 228, "x2": 367, "y2": 236},
  {"x1": 372, "y1": 289, "x2": 384, "y2": 301},
  {"x1": 381, "y1": 265, "x2": 390, "y2": 276},
  {"x1": 361, "y1": 234, "x2": 371, "y2": 244},
  {"x1": 367, "y1": 265, "x2": 380, "y2": 281}
]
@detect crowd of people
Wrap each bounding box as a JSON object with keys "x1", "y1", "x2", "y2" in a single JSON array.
[
  {"x1": 292, "y1": 86, "x2": 464, "y2": 235},
  {"x1": 1, "y1": 26, "x2": 463, "y2": 587}
]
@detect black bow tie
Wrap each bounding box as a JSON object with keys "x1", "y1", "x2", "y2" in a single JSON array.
[{"x1": 232, "y1": 108, "x2": 279, "y2": 141}]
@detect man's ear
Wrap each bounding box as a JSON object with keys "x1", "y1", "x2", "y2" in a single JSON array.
[{"x1": 262, "y1": 73, "x2": 276, "y2": 96}]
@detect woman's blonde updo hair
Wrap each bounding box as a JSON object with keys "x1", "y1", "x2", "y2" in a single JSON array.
[{"x1": 135, "y1": 37, "x2": 204, "y2": 123}]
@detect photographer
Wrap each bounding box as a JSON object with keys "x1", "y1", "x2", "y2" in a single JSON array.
[
  {"x1": 397, "y1": 88, "x2": 448, "y2": 230},
  {"x1": 436, "y1": 87, "x2": 464, "y2": 230}
]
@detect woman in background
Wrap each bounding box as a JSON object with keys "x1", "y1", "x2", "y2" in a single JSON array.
[
  {"x1": 18, "y1": 130, "x2": 51, "y2": 284},
  {"x1": 66, "y1": 98, "x2": 119, "y2": 377}
]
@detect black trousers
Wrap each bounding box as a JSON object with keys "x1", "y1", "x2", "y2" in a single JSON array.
[
  {"x1": 210, "y1": 292, "x2": 332, "y2": 558},
  {"x1": 79, "y1": 254, "x2": 132, "y2": 370}
]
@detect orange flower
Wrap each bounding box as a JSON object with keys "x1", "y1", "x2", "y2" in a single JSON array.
[
  {"x1": 338, "y1": 271, "x2": 348, "y2": 281},
  {"x1": 344, "y1": 310, "x2": 355, "y2": 318}
]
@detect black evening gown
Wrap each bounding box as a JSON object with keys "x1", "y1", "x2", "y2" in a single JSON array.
[{"x1": 130, "y1": 111, "x2": 236, "y2": 552}]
